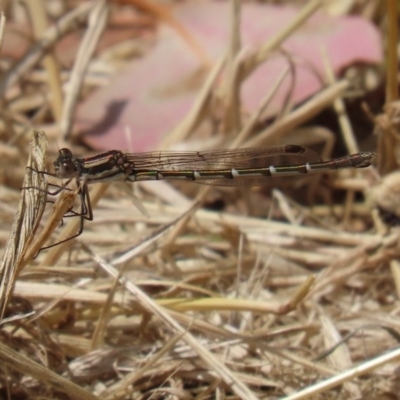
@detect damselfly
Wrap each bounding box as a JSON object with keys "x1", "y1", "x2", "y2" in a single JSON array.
[{"x1": 40, "y1": 144, "x2": 375, "y2": 250}]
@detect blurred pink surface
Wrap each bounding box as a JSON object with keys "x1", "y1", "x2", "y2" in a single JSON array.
[{"x1": 77, "y1": 0, "x2": 382, "y2": 151}]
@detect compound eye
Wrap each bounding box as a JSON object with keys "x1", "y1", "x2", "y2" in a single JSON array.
[{"x1": 59, "y1": 148, "x2": 73, "y2": 159}]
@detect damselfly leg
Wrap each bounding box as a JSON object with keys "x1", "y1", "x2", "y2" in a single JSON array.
[
  {"x1": 23, "y1": 168, "x2": 93, "y2": 252},
  {"x1": 37, "y1": 181, "x2": 93, "y2": 251}
]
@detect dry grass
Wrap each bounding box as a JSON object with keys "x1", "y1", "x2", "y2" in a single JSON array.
[{"x1": 0, "y1": 1, "x2": 399, "y2": 399}]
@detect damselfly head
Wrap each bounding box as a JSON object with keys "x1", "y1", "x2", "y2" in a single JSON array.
[{"x1": 54, "y1": 148, "x2": 79, "y2": 179}]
